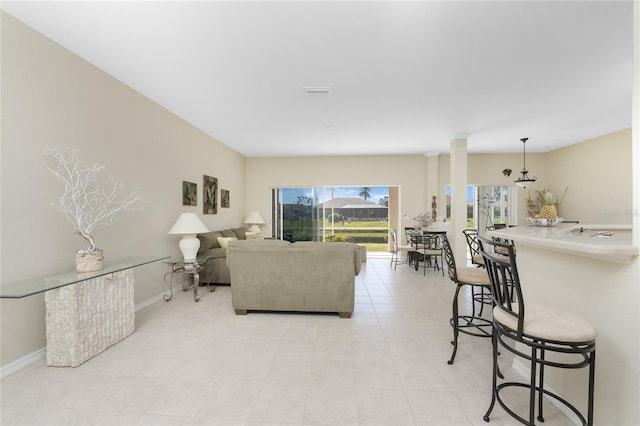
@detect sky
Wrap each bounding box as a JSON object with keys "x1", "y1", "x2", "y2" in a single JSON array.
[{"x1": 445, "y1": 185, "x2": 475, "y2": 202}]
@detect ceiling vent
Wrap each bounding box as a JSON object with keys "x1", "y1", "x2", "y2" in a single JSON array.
[{"x1": 303, "y1": 87, "x2": 331, "y2": 97}]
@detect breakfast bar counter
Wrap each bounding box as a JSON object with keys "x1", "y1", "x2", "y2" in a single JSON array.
[
  {"x1": 486, "y1": 223, "x2": 639, "y2": 424},
  {"x1": 487, "y1": 223, "x2": 638, "y2": 264}
]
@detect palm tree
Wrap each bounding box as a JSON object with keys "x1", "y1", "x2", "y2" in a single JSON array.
[{"x1": 359, "y1": 187, "x2": 372, "y2": 201}]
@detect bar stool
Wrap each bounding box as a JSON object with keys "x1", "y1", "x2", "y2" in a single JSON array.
[
  {"x1": 463, "y1": 228, "x2": 485, "y2": 267},
  {"x1": 441, "y1": 235, "x2": 493, "y2": 365},
  {"x1": 462, "y1": 228, "x2": 494, "y2": 314},
  {"x1": 478, "y1": 236, "x2": 596, "y2": 426}
]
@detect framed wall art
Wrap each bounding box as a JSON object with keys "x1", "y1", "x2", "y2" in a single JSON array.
[
  {"x1": 221, "y1": 189, "x2": 230, "y2": 208},
  {"x1": 203, "y1": 175, "x2": 217, "y2": 214},
  {"x1": 182, "y1": 181, "x2": 197, "y2": 206}
]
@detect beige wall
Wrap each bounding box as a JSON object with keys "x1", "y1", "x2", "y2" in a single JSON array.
[
  {"x1": 246, "y1": 130, "x2": 632, "y2": 236},
  {"x1": 545, "y1": 128, "x2": 632, "y2": 224},
  {"x1": 0, "y1": 13, "x2": 246, "y2": 367},
  {"x1": 245, "y1": 155, "x2": 430, "y2": 236}
]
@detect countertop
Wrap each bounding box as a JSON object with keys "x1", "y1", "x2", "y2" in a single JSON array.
[{"x1": 487, "y1": 223, "x2": 638, "y2": 264}]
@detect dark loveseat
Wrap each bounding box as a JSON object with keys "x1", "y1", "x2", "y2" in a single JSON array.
[{"x1": 196, "y1": 227, "x2": 250, "y2": 284}]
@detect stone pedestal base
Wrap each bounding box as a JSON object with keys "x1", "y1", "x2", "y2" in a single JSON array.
[{"x1": 45, "y1": 269, "x2": 135, "y2": 367}]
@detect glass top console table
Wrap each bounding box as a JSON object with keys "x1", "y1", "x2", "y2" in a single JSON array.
[
  {"x1": 0, "y1": 256, "x2": 169, "y2": 368},
  {"x1": 0, "y1": 256, "x2": 169, "y2": 299}
]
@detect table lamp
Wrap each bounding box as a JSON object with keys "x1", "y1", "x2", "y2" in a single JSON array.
[
  {"x1": 168, "y1": 213, "x2": 209, "y2": 261},
  {"x1": 244, "y1": 211, "x2": 265, "y2": 232}
]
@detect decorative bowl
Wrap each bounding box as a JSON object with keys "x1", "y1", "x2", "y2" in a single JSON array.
[{"x1": 527, "y1": 217, "x2": 563, "y2": 227}]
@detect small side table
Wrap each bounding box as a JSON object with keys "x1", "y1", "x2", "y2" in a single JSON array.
[{"x1": 162, "y1": 257, "x2": 214, "y2": 302}]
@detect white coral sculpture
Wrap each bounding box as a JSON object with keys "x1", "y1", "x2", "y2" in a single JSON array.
[
  {"x1": 44, "y1": 146, "x2": 143, "y2": 254},
  {"x1": 413, "y1": 212, "x2": 434, "y2": 228}
]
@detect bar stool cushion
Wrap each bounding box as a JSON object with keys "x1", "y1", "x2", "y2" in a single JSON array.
[
  {"x1": 423, "y1": 248, "x2": 442, "y2": 256},
  {"x1": 493, "y1": 303, "x2": 597, "y2": 343},
  {"x1": 456, "y1": 267, "x2": 490, "y2": 286}
]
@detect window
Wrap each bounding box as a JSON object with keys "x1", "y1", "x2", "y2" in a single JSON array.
[{"x1": 445, "y1": 185, "x2": 512, "y2": 232}]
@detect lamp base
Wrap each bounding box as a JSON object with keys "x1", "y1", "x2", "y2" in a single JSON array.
[
  {"x1": 179, "y1": 234, "x2": 200, "y2": 262},
  {"x1": 248, "y1": 224, "x2": 261, "y2": 233}
]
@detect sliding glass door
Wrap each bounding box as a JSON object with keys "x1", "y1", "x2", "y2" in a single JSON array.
[
  {"x1": 445, "y1": 185, "x2": 513, "y2": 234},
  {"x1": 477, "y1": 185, "x2": 513, "y2": 238},
  {"x1": 273, "y1": 187, "x2": 324, "y2": 242},
  {"x1": 271, "y1": 186, "x2": 391, "y2": 250}
]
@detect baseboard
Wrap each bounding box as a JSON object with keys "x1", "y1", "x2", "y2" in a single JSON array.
[
  {"x1": 511, "y1": 358, "x2": 581, "y2": 426},
  {"x1": 0, "y1": 292, "x2": 166, "y2": 378},
  {"x1": 135, "y1": 292, "x2": 167, "y2": 311},
  {"x1": 0, "y1": 347, "x2": 46, "y2": 378}
]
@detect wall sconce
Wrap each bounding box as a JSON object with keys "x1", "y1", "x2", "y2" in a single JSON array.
[{"x1": 502, "y1": 169, "x2": 512, "y2": 177}]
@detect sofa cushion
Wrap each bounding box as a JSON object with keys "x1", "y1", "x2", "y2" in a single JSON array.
[
  {"x1": 219, "y1": 229, "x2": 237, "y2": 238},
  {"x1": 202, "y1": 247, "x2": 227, "y2": 259},
  {"x1": 231, "y1": 227, "x2": 249, "y2": 240},
  {"x1": 198, "y1": 231, "x2": 224, "y2": 252},
  {"x1": 293, "y1": 241, "x2": 362, "y2": 274},
  {"x1": 230, "y1": 239, "x2": 291, "y2": 248}
]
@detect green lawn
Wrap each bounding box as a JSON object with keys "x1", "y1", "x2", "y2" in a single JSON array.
[
  {"x1": 359, "y1": 243, "x2": 389, "y2": 252},
  {"x1": 324, "y1": 219, "x2": 388, "y2": 249},
  {"x1": 324, "y1": 219, "x2": 388, "y2": 228}
]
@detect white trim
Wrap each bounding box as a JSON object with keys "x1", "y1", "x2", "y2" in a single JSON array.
[
  {"x1": 0, "y1": 293, "x2": 166, "y2": 378},
  {"x1": 134, "y1": 292, "x2": 167, "y2": 311},
  {"x1": 0, "y1": 348, "x2": 46, "y2": 378}
]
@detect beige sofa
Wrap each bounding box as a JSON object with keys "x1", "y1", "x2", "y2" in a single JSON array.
[{"x1": 227, "y1": 239, "x2": 361, "y2": 318}]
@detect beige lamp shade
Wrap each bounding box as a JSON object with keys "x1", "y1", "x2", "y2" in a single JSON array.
[
  {"x1": 244, "y1": 211, "x2": 265, "y2": 232},
  {"x1": 168, "y1": 213, "x2": 209, "y2": 261}
]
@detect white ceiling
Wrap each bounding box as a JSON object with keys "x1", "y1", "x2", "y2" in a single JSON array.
[{"x1": 1, "y1": 1, "x2": 633, "y2": 157}]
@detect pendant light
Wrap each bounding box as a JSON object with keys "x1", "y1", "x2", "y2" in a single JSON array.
[{"x1": 514, "y1": 137, "x2": 537, "y2": 188}]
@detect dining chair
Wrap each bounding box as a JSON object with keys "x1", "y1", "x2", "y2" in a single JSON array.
[
  {"x1": 415, "y1": 232, "x2": 444, "y2": 276},
  {"x1": 390, "y1": 229, "x2": 416, "y2": 270}
]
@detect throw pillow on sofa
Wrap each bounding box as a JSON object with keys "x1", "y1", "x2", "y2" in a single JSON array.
[{"x1": 217, "y1": 236, "x2": 237, "y2": 248}]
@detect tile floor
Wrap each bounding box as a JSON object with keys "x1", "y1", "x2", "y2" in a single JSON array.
[{"x1": 1, "y1": 255, "x2": 574, "y2": 425}]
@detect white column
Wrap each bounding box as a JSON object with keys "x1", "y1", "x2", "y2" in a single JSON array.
[{"x1": 450, "y1": 138, "x2": 468, "y2": 268}]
